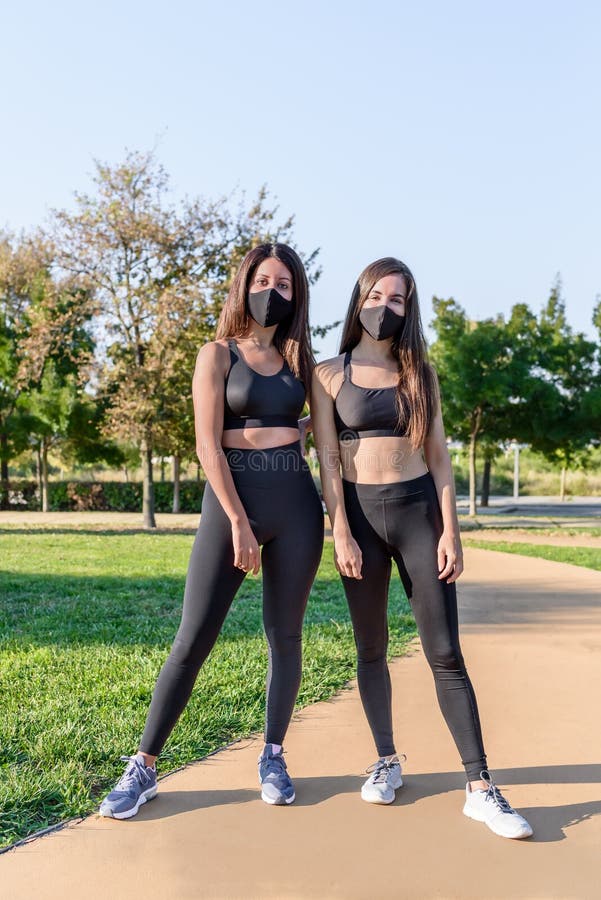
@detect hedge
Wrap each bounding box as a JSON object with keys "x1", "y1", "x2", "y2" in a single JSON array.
[{"x1": 0, "y1": 480, "x2": 206, "y2": 513}]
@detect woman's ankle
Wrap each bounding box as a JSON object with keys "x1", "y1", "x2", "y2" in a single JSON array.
[{"x1": 138, "y1": 751, "x2": 157, "y2": 768}]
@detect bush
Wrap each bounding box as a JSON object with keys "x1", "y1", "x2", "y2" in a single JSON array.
[
  {"x1": 94, "y1": 482, "x2": 143, "y2": 512},
  {"x1": 0, "y1": 480, "x2": 40, "y2": 510},
  {"x1": 153, "y1": 481, "x2": 205, "y2": 513},
  {"x1": 1, "y1": 480, "x2": 206, "y2": 513},
  {"x1": 48, "y1": 481, "x2": 70, "y2": 510}
]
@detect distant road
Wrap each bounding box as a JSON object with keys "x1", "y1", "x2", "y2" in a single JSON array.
[{"x1": 456, "y1": 496, "x2": 601, "y2": 519}]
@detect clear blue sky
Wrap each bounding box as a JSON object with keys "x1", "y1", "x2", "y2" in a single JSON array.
[{"x1": 2, "y1": 0, "x2": 599, "y2": 358}]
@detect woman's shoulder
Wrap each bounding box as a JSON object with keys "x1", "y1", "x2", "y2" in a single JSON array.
[
  {"x1": 194, "y1": 339, "x2": 231, "y2": 376},
  {"x1": 313, "y1": 354, "x2": 346, "y2": 395}
]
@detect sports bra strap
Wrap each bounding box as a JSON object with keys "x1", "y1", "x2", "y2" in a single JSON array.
[
  {"x1": 343, "y1": 351, "x2": 352, "y2": 381},
  {"x1": 226, "y1": 338, "x2": 239, "y2": 367}
]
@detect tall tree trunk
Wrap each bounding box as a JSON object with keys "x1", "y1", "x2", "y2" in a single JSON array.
[
  {"x1": 160, "y1": 456, "x2": 166, "y2": 482},
  {"x1": 560, "y1": 466, "x2": 567, "y2": 502},
  {"x1": 141, "y1": 436, "x2": 156, "y2": 529},
  {"x1": 0, "y1": 431, "x2": 9, "y2": 510},
  {"x1": 36, "y1": 445, "x2": 43, "y2": 510},
  {"x1": 480, "y1": 456, "x2": 491, "y2": 507},
  {"x1": 468, "y1": 409, "x2": 481, "y2": 517},
  {"x1": 469, "y1": 432, "x2": 477, "y2": 517},
  {"x1": 41, "y1": 440, "x2": 49, "y2": 513},
  {"x1": 172, "y1": 454, "x2": 181, "y2": 514},
  {"x1": 196, "y1": 461, "x2": 201, "y2": 483}
]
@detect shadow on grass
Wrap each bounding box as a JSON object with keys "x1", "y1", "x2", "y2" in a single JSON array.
[
  {"x1": 0, "y1": 527, "x2": 198, "y2": 537},
  {"x1": 1, "y1": 573, "x2": 412, "y2": 648},
  {"x1": 4, "y1": 553, "x2": 600, "y2": 648}
]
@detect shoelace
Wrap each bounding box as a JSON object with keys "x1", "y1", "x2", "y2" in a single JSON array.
[
  {"x1": 482, "y1": 779, "x2": 514, "y2": 815},
  {"x1": 260, "y1": 752, "x2": 287, "y2": 778},
  {"x1": 114, "y1": 755, "x2": 151, "y2": 792},
  {"x1": 366, "y1": 753, "x2": 406, "y2": 783}
]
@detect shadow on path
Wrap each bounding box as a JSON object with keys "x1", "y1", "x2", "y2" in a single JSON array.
[{"x1": 132, "y1": 764, "x2": 601, "y2": 844}]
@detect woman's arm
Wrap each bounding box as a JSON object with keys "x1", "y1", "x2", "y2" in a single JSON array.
[
  {"x1": 423, "y1": 405, "x2": 463, "y2": 583},
  {"x1": 312, "y1": 362, "x2": 362, "y2": 579},
  {"x1": 298, "y1": 413, "x2": 312, "y2": 433},
  {"x1": 298, "y1": 413, "x2": 312, "y2": 456},
  {"x1": 193, "y1": 342, "x2": 260, "y2": 575}
]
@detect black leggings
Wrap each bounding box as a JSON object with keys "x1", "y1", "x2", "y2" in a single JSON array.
[
  {"x1": 140, "y1": 441, "x2": 324, "y2": 757},
  {"x1": 341, "y1": 473, "x2": 487, "y2": 781}
]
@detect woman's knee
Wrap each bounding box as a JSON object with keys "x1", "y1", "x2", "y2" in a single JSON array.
[
  {"x1": 168, "y1": 629, "x2": 213, "y2": 669},
  {"x1": 355, "y1": 632, "x2": 388, "y2": 665},
  {"x1": 423, "y1": 639, "x2": 465, "y2": 674},
  {"x1": 265, "y1": 626, "x2": 302, "y2": 658}
]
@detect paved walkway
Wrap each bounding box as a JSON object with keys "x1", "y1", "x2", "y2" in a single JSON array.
[
  {"x1": 1, "y1": 501, "x2": 600, "y2": 533},
  {"x1": 463, "y1": 529, "x2": 601, "y2": 548},
  {"x1": 0, "y1": 510, "x2": 201, "y2": 530},
  {"x1": 2, "y1": 549, "x2": 600, "y2": 899}
]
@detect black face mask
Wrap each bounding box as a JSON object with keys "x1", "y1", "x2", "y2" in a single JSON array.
[
  {"x1": 247, "y1": 288, "x2": 294, "y2": 327},
  {"x1": 359, "y1": 305, "x2": 406, "y2": 341}
]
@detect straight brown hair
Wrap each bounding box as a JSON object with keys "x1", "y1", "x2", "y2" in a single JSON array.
[
  {"x1": 215, "y1": 243, "x2": 315, "y2": 392},
  {"x1": 339, "y1": 257, "x2": 439, "y2": 449}
]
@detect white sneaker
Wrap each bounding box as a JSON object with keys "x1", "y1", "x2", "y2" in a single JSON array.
[
  {"x1": 463, "y1": 772, "x2": 533, "y2": 839},
  {"x1": 361, "y1": 755, "x2": 404, "y2": 805}
]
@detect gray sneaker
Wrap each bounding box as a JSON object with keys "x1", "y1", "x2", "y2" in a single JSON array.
[
  {"x1": 258, "y1": 747, "x2": 295, "y2": 805},
  {"x1": 361, "y1": 756, "x2": 404, "y2": 804},
  {"x1": 99, "y1": 753, "x2": 158, "y2": 819}
]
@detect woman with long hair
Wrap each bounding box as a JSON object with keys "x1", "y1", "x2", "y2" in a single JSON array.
[
  {"x1": 312, "y1": 257, "x2": 532, "y2": 839},
  {"x1": 100, "y1": 243, "x2": 324, "y2": 816}
]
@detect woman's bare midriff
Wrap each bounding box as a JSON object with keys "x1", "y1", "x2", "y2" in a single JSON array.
[
  {"x1": 221, "y1": 426, "x2": 300, "y2": 450},
  {"x1": 339, "y1": 435, "x2": 428, "y2": 484}
]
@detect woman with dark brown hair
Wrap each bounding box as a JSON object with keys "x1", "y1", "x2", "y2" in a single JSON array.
[
  {"x1": 312, "y1": 257, "x2": 533, "y2": 839},
  {"x1": 100, "y1": 243, "x2": 324, "y2": 817}
]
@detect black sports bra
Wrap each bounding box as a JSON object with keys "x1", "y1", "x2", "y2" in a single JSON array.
[
  {"x1": 223, "y1": 339, "x2": 306, "y2": 430},
  {"x1": 334, "y1": 351, "x2": 408, "y2": 440}
]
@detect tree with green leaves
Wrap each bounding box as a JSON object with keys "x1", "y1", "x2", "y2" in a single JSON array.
[
  {"x1": 430, "y1": 299, "x2": 520, "y2": 516},
  {"x1": 17, "y1": 361, "x2": 78, "y2": 510},
  {"x1": 513, "y1": 280, "x2": 598, "y2": 500},
  {"x1": 11, "y1": 239, "x2": 111, "y2": 510},
  {"x1": 0, "y1": 233, "x2": 67, "y2": 508},
  {"x1": 52, "y1": 151, "x2": 322, "y2": 527}
]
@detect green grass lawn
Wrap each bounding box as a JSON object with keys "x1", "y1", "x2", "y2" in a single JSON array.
[
  {"x1": 0, "y1": 530, "x2": 415, "y2": 849},
  {"x1": 463, "y1": 526, "x2": 601, "y2": 538},
  {"x1": 463, "y1": 539, "x2": 601, "y2": 572}
]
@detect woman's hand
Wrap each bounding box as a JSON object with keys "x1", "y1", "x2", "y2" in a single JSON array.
[
  {"x1": 231, "y1": 519, "x2": 261, "y2": 575},
  {"x1": 334, "y1": 530, "x2": 363, "y2": 579},
  {"x1": 437, "y1": 531, "x2": 463, "y2": 583}
]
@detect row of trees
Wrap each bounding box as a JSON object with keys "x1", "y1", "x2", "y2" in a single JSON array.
[
  {"x1": 2, "y1": 151, "x2": 599, "y2": 523},
  {"x1": 0, "y1": 151, "x2": 325, "y2": 526},
  {"x1": 430, "y1": 287, "x2": 601, "y2": 513}
]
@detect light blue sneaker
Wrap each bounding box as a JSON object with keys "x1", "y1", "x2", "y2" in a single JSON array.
[
  {"x1": 361, "y1": 756, "x2": 404, "y2": 804},
  {"x1": 99, "y1": 753, "x2": 158, "y2": 819},
  {"x1": 258, "y1": 746, "x2": 295, "y2": 805}
]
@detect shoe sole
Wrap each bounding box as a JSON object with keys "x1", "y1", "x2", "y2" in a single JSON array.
[
  {"x1": 361, "y1": 774, "x2": 403, "y2": 805},
  {"x1": 261, "y1": 789, "x2": 296, "y2": 805},
  {"x1": 100, "y1": 786, "x2": 158, "y2": 820},
  {"x1": 462, "y1": 804, "x2": 533, "y2": 839}
]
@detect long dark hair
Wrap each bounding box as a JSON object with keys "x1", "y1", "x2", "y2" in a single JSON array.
[
  {"x1": 215, "y1": 243, "x2": 315, "y2": 391},
  {"x1": 339, "y1": 257, "x2": 439, "y2": 449}
]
